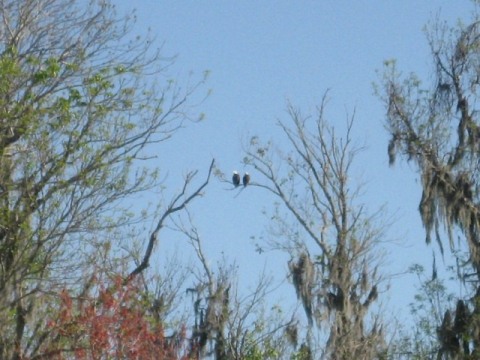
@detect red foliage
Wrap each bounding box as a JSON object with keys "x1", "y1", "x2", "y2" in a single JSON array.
[{"x1": 40, "y1": 276, "x2": 195, "y2": 360}]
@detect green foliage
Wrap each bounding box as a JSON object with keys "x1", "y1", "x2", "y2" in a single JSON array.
[
  {"x1": 0, "y1": 0, "x2": 208, "y2": 358},
  {"x1": 243, "y1": 331, "x2": 280, "y2": 360},
  {"x1": 389, "y1": 264, "x2": 455, "y2": 359},
  {"x1": 290, "y1": 345, "x2": 313, "y2": 360},
  {"x1": 33, "y1": 57, "x2": 61, "y2": 84}
]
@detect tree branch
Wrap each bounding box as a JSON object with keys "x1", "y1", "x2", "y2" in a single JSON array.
[{"x1": 126, "y1": 158, "x2": 215, "y2": 281}]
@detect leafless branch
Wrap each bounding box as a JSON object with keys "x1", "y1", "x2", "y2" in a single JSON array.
[{"x1": 127, "y1": 158, "x2": 215, "y2": 281}]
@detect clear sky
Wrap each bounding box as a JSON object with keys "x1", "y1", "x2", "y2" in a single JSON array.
[{"x1": 113, "y1": 1, "x2": 476, "y2": 327}]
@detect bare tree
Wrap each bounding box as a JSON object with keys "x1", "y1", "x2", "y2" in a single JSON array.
[
  {"x1": 0, "y1": 0, "x2": 209, "y2": 358},
  {"x1": 177, "y1": 216, "x2": 295, "y2": 360},
  {"x1": 377, "y1": 10, "x2": 480, "y2": 358},
  {"x1": 244, "y1": 96, "x2": 387, "y2": 359}
]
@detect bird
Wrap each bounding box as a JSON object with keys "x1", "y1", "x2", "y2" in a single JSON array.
[
  {"x1": 243, "y1": 172, "x2": 250, "y2": 187},
  {"x1": 232, "y1": 171, "x2": 240, "y2": 187}
]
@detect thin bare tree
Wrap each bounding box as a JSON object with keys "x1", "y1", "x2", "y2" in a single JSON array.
[
  {"x1": 177, "y1": 213, "x2": 296, "y2": 360},
  {"x1": 244, "y1": 95, "x2": 387, "y2": 359}
]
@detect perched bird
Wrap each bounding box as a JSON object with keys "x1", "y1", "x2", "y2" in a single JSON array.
[
  {"x1": 232, "y1": 171, "x2": 240, "y2": 187},
  {"x1": 243, "y1": 172, "x2": 250, "y2": 187}
]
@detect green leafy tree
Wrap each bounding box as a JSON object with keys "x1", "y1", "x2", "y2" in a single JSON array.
[{"x1": 0, "y1": 0, "x2": 210, "y2": 358}]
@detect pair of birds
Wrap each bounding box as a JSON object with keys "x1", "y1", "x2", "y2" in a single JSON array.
[{"x1": 232, "y1": 171, "x2": 250, "y2": 187}]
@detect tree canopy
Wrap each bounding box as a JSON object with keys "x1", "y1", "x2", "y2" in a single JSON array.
[
  {"x1": 3, "y1": 0, "x2": 480, "y2": 359},
  {"x1": 0, "y1": 0, "x2": 210, "y2": 358}
]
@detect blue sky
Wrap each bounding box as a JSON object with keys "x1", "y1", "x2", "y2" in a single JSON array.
[{"x1": 114, "y1": 1, "x2": 476, "y2": 326}]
